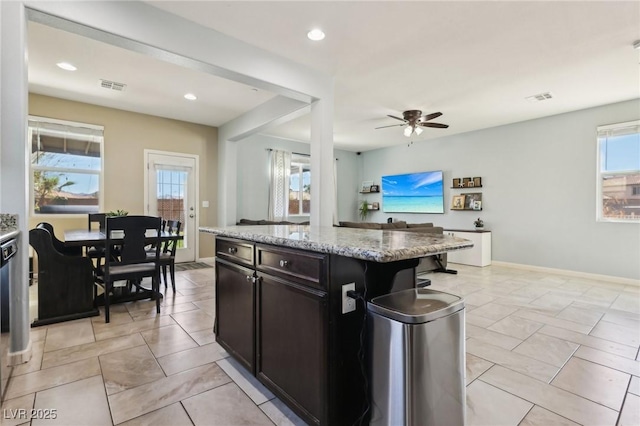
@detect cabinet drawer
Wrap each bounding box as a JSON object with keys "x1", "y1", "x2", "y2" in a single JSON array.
[
  {"x1": 256, "y1": 245, "x2": 327, "y2": 289},
  {"x1": 216, "y1": 237, "x2": 255, "y2": 267}
]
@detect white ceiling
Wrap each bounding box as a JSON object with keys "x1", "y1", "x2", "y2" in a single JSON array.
[{"x1": 28, "y1": 1, "x2": 640, "y2": 152}]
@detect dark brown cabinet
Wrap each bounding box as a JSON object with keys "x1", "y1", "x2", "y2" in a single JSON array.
[
  {"x1": 257, "y1": 273, "x2": 328, "y2": 425},
  {"x1": 215, "y1": 257, "x2": 256, "y2": 373}
]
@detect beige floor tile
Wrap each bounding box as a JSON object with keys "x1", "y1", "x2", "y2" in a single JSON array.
[
  {"x1": 188, "y1": 329, "x2": 217, "y2": 346},
  {"x1": 192, "y1": 298, "x2": 215, "y2": 315},
  {"x1": 551, "y1": 357, "x2": 630, "y2": 410},
  {"x1": 118, "y1": 403, "x2": 193, "y2": 426},
  {"x1": 509, "y1": 286, "x2": 550, "y2": 299},
  {"x1": 465, "y1": 353, "x2": 494, "y2": 385},
  {"x1": 619, "y1": 393, "x2": 640, "y2": 426},
  {"x1": 538, "y1": 324, "x2": 637, "y2": 359},
  {"x1": 629, "y1": 375, "x2": 640, "y2": 396},
  {"x1": 466, "y1": 379, "x2": 532, "y2": 426},
  {"x1": 465, "y1": 313, "x2": 497, "y2": 328},
  {"x1": 530, "y1": 293, "x2": 575, "y2": 311},
  {"x1": 259, "y1": 397, "x2": 307, "y2": 426},
  {"x1": 29, "y1": 328, "x2": 47, "y2": 343},
  {"x1": 512, "y1": 309, "x2": 592, "y2": 334},
  {"x1": 610, "y1": 294, "x2": 640, "y2": 314},
  {"x1": 32, "y1": 375, "x2": 111, "y2": 426},
  {"x1": 4, "y1": 357, "x2": 101, "y2": 400},
  {"x1": 601, "y1": 312, "x2": 640, "y2": 330},
  {"x1": 573, "y1": 345, "x2": 640, "y2": 376},
  {"x1": 518, "y1": 406, "x2": 579, "y2": 426},
  {"x1": 108, "y1": 362, "x2": 231, "y2": 424},
  {"x1": 462, "y1": 292, "x2": 496, "y2": 307},
  {"x1": 555, "y1": 306, "x2": 603, "y2": 327},
  {"x1": 91, "y1": 309, "x2": 134, "y2": 326},
  {"x1": 42, "y1": 333, "x2": 146, "y2": 369},
  {"x1": 466, "y1": 338, "x2": 558, "y2": 382},
  {"x1": 12, "y1": 340, "x2": 44, "y2": 376},
  {"x1": 487, "y1": 315, "x2": 543, "y2": 340},
  {"x1": 590, "y1": 320, "x2": 639, "y2": 347},
  {"x1": 466, "y1": 324, "x2": 523, "y2": 350},
  {"x1": 466, "y1": 303, "x2": 519, "y2": 321},
  {"x1": 169, "y1": 290, "x2": 216, "y2": 306},
  {"x1": 99, "y1": 345, "x2": 165, "y2": 395},
  {"x1": 217, "y1": 357, "x2": 275, "y2": 405},
  {"x1": 157, "y1": 342, "x2": 227, "y2": 376},
  {"x1": 480, "y1": 365, "x2": 618, "y2": 426},
  {"x1": 93, "y1": 315, "x2": 176, "y2": 341},
  {"x1": 170, "y1": 310, "x2": 215, "y2": 333},
  {"x1": 513, "y1": 333, "x2": 579, "y2": 367},
  {"x1": 0, "y1": 393, "x2": 35, "y2": 426},
  {"x1": 140, "y1": 324, "x2": 198, "y2": 358},
  {"x1": 127, "y1": 301, "x2": 198, "y2": 321},
  {"x1": 43, "y1": 320, "x2": 95, "y2": 352},
  {"x1": 182, "y1": 382, "x2": 273, "y2": 426}
]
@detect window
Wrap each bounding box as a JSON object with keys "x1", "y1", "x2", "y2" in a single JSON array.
[
  {"x1": 289, "y1": 154, "x2": 310, "y2": 216},
  {"x1": 29, "y1": 116, "x2": 104, "y2": 215},
  {"x1": 597, "y1": 120, "x2": 640, "y2": 222}
]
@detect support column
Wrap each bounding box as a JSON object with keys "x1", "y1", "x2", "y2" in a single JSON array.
[
  {"x1": 310, "y1": 91, "x2": 335, "y2": 227},
  {"x1": 1, "y1": 0, "x2": 31, "y2": 362}
]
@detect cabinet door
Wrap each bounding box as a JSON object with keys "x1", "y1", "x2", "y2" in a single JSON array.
[
  {"x1": 215, "y1": 259, "x2": 256, "y2": 373},
  {"x1": 257, "y1": 273, "x2": 328, "y2": 425}
]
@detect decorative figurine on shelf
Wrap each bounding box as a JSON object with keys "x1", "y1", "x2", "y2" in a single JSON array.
[{"x1": 474, "y1": 218, "x2": 484, "y2": 229}]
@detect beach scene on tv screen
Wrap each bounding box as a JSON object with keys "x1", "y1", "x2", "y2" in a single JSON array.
[{"x1": 382, "y1": 171, "x2": 444, "y2": 213}]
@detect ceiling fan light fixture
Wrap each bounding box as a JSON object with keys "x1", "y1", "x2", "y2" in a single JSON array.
[
  {"x1": 404, "y1": 125, "x2": 413, "y2": 137},
  {"x1": 307, "y1": 29, "x2": 325, "y2": 41},
  {"x1": 414, "y1": 126, "x2": 423, "y2": 135}
]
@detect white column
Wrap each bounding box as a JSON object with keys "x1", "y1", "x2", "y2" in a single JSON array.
[
  {"x1": 310, "y1": 91, "x2": 335, "y2": 227},
  {"x1": 1, "y1": 0, "x2": 31, "y2": 361}
]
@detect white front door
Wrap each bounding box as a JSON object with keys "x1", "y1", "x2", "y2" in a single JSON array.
[{"x1": 145, "y1": 150, "x2": 198, "y2": 263}]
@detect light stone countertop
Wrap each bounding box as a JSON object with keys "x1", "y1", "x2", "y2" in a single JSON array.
[
  {"x1": 200, "y1": 225, "x2": 473, "y2": 263},
  {"x1": 0, "y1": 214, "x2": 19, "y2": 244}
]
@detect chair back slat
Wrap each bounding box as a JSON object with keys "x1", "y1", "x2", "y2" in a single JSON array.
[
  {"x1": 88, "y1": 213, "x2": 107, "y2": 232},
  {"x1": 163, "y1": 220, "x2": 182, "y2": 256},
  {"x1": 105, "y1": 216, "x2": 162, "y2": 269}
]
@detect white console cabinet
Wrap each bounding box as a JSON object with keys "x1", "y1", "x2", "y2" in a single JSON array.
[{"x1": 445, "y1": 229, "x2": 491, "y2": 267}]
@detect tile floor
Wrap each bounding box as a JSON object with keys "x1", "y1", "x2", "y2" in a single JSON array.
[{"x1": 1, "y1": 263, "x2": 639, "y2": 425}]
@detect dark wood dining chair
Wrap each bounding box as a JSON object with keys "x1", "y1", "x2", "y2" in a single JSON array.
[
  {"x1": 87, "y1": 213, "x2": 107, "y2": 271},
  {"x1": 94, "y1": 215, "x2": 162, "y2": 323},
  {"x1": 35, "y1": 222, "x2": 82, "y2": 257},
  {"x1": 159, "y1": 220, "x2": 181, "y2": 292}
]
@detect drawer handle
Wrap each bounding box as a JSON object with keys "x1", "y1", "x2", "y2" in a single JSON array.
[
  {"x1": 228, "y1": 247, "x2": 237, "y2": 254},
  {"x1": 279, "y1": 259, "x2": 289, "y2": 268},
  {"x1": 246, "y1": 275, "x2": 253, "y2": 282}
]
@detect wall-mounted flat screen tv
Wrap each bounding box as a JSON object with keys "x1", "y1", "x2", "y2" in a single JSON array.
[{"x1": 382, "y1": 170, "x2": 444, "y2": 213}]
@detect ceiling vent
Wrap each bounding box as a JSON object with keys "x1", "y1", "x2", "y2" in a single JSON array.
[
  {"x1": 99, "y1": 79, "x2": 127, "y2": 92},
  {"x1": 526, "y1": 92, "x2": 553, "y2": 102}
]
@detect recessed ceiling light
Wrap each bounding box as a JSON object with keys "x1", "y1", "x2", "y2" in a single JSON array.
[
  {"x1": 56, "y1": 62, "x2": 77, "y2": 71},
  {"x1": 184, "y1": 93, "x2": 197, "y2": 101},
  {"x1": 307, "y1": 29, "x2": 325, "y2": 41}
]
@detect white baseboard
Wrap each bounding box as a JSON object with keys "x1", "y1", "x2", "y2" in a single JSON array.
[
  {"x1": 8, "y1": 339, "x2": 32, "y2": 366},
  {"x1": 198, "y1": 257, "x2": 215, "y2": 265},
  {"x1": 491, "y1": 261, "x2": 640, "y2": 287}
]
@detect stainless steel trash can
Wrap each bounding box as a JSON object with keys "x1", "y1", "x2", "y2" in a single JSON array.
[{"x1": 368, "y1": 288, "x2": 465, "y2": 426}]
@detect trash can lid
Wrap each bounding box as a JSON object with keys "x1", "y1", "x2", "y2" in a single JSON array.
[{"x1": 368, "y1": 288, "x2": 464, "y2": 324}]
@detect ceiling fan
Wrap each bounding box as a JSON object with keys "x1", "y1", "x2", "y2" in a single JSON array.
[{"x1": 375, "y1": 110, "x2": 449, "y2": 137}]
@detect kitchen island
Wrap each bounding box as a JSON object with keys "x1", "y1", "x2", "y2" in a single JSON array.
[{"x1": 200, "y1": 225, "x2": 472, "y2": 426}]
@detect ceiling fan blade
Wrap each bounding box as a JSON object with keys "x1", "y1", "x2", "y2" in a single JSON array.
[
  {"x1": 418, "y1": 122, "x2": 449, "y2": 129},
  {"x1": 375, "y1": 123, "x2": 407, "y2": 129},
  {"x1": 387, "y1": 115, "x2": 407, "y2": 122},
  {"x1": 421, "y1": 112, "x2": 443, "y2": 122}
]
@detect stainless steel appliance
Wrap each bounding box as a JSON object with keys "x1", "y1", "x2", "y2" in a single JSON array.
[
  {"x1": 1, "y1": 238, "x2": 18, "y2": 332},
  {"x1": 368, "y1": 288, "x2": 465, "y2": 426}
]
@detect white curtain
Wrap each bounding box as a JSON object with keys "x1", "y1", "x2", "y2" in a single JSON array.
[{"x1": 268, "y1": 150, "x2": 291, "y2": 221}]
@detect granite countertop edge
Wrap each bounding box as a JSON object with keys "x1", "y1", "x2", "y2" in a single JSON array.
[{"x1": 200, "y1": 225, "x2": 473, "y2": 263}]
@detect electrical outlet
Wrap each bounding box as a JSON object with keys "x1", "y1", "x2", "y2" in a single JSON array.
[{"x1": 342, "y1": 283, "x2": 356, "y2": 314}]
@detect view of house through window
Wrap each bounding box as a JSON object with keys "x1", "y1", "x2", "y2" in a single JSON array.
[
  {"x1": 289, "y1": 154, "x2": 310, "y2": 216},
  {"x1": 597, "y1": 120, "x2": 640, "y2": 222},
  {"x1": 29, "y1": 116, "x2": 104, "y2": 215}
]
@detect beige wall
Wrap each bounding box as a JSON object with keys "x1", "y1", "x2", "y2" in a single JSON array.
[{"x1": 28, "y1": 94, "x2": 218, "y2": 258}]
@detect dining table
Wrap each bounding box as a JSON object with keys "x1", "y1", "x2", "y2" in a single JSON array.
[{"x1": 63, "y1": 229, "x2": 184, "y2": 308}]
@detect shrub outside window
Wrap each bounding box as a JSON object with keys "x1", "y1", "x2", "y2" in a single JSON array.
[
  {"x1": 596, "y1": 120, "x2": 640, "y2": 222},
  {"x1": 29, "y1": 116, "x2": 104, "y2": 215}
]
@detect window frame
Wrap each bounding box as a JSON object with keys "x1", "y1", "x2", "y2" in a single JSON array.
[
  {"x1": 29, "y1": 115, "x2": 105, "y2": 218},
  {"x1": 596, "y1": 119, "x2": 640, "y2": 223},
  {"x1": 289, "y1": 154, "x2": 310, "y2": 217}
]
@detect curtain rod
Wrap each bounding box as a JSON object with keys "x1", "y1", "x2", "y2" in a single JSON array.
[{"x1": 265, "y1": 148, "x2": 338, "y2": 160}]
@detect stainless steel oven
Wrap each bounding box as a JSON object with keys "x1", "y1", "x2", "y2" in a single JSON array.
[{"x1": 1, "y1": 238, "x2": 18, "y2": 332}]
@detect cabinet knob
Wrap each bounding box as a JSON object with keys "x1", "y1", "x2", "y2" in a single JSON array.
[
  {"x1": 228, "y1": 247, "x2": 237, "y2": 254},
  {"x1": 279, "y1": 259, "x2": 289, "y2": 268},
  {"x1": 246, "y1": 275, "x2": 254, "y2": 282}
]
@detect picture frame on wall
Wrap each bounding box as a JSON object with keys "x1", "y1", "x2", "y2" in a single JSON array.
[
  {"x1": 370, "y1": 184, "x2": 380, "y2": 192},
  {"x1": 452, "y1": 178, "x2": 461, "y2": 188},
  {"x1": 463, "y1": 177, "x2": 473, "y2": 188},
  {"x1": 473, "y1": 177, "x2": 482, "y2": 187},
  {"x1": 361, "y1": 181, "x2": 373, "y2": 192},
  {"x1": 473, "y1": 200, "x2": 482, "y2": 211},
  {"x1": 451, "y1": 195, "x2": 466, "y2": 210},
  {"x1": 462, "y1": 192, "x2": 482, "y2": 210}
]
